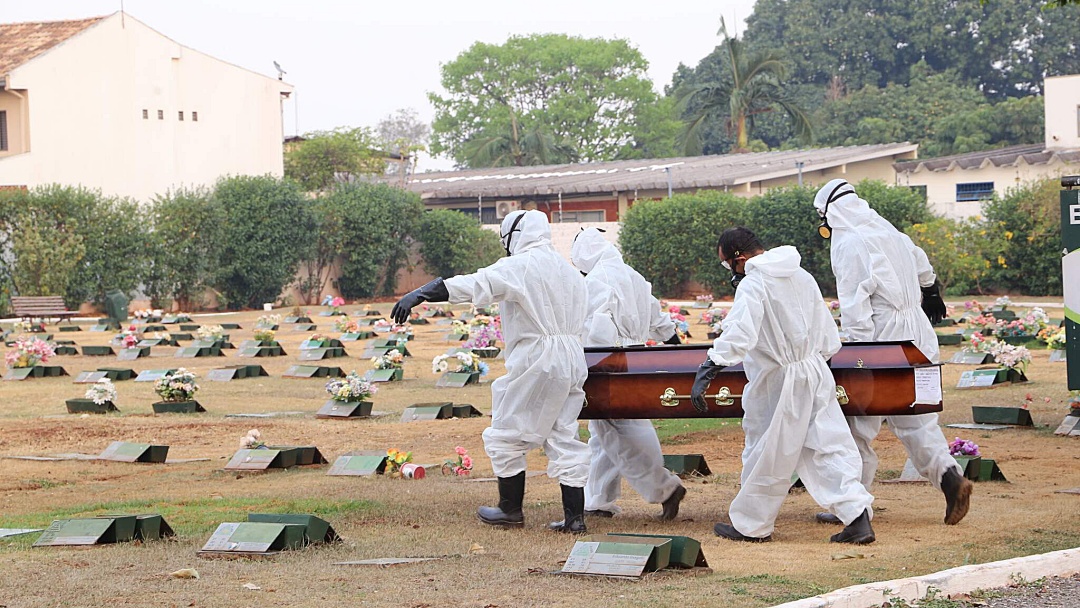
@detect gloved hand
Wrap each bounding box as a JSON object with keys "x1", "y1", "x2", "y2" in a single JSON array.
[
  {"x1": 920, "y1": 280, "x2": 947, "y2": 325},
  {"x1": 690, "y1": 358, "x2": 726, "y2": 413},
  {"x1": 663, "y1": 333, "x2": 682, "y2": 345},
  {"x1": 391, "y1": 278, "x2": 450, "y2": 324}
]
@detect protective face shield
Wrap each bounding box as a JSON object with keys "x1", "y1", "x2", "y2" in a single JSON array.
[
  {"x1": 500, "y1": 211, "x2": 528, "y2": 256},
  {"x1": 816, "y1": 180, "x2": 855, "y2": 239}
]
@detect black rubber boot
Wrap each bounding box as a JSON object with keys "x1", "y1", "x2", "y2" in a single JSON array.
[
  {"x1": 830, "y1": 509, "x2": 875, "y2": 545},
  {"x1": 815, "y1": 512, "x2": 843, "y2": 525},
  {"x1": 941, "y1": 467, "x2": 973, "y2": 525},
  {"x1": 714, "y1": 522, "x2": 771, "y2": 543},
  {"x1": 547, "y1": 485, "x2": 587, "y2": 533},
  {"x1": 477, "y1": 471, "x2": 525, "y2": 528},
  {"x1": 659, "y1": 485, "x2": 687, "y2": 521}
]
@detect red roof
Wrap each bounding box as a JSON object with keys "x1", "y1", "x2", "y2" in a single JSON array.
[{"x1": 0, "y1": 16, "x2": 105, "y2": 76}]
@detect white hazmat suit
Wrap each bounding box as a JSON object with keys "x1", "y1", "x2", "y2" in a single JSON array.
[
  {"x1": 707, "y1": 246, "x2": 873, "y2": 539},
  {"x1": 813, "y1": 179, "x2": 962, "y2": 492},
  {"x1": 570, "y1": 228, "x2": 684, "y2": 514},
  {"x1": 444, "y1": 210, "x2": 591, "y2": 487}
]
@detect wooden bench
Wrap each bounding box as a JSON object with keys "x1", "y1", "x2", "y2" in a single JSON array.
[{"x1": 11, "y1": 296, "x2": 78, "y2": 324}]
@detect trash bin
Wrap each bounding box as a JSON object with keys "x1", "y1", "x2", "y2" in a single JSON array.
[{"x1": 104, "y1": 290, "x2": 129, "y2": 329}]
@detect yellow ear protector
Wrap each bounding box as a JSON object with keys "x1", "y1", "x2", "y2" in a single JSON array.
[{"x1": 818, "y1": 181, "x2": 853, "y2": 239}]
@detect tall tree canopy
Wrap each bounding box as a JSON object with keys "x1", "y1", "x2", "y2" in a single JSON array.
[
  {"x1": 742, "y1": 0, "x2": 1080, "y2": 99},
  {"x1": 429, "y1": 34, "x2": 679, "y2": 168}
]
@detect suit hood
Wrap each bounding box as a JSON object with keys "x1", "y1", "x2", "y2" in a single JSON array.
[{"x1": 571, "y1": 228, "x2": 621, "y2": 274}]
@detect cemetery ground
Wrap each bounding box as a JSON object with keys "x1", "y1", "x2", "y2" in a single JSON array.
[{"x1": 1, "y1": 302, "x2": 1078, "y2": 608}]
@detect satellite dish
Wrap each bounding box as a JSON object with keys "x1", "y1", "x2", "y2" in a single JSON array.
[{"x1": 273, "y1": 60, "x2": 286, "y2": 80}]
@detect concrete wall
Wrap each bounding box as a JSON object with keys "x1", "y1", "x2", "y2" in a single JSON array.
[
  {"x1": 0, "y1": 13, "x2": 290, "y2": 202},
  {"x1": 1046, "y1": 74, "x2": 1080, "y2": 151}
]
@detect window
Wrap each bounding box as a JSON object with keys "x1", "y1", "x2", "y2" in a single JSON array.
[
  {"x1": 956, "y1": 182, "x2": 994, "y2": 202},
  {"x1": 0, "y1": 111, "x2": 7, "y2": 151},
  {"x1": 157, "y1": 110, "x2": 164, "y2": 120},
  {"x1": 907, "y1": 185, "x2": 927, "y2": 202},
  {"x1": 178, "y1": 111, "x2": 184, "y2": 121},
  {"x1": 142, "y1": 109, "x2": 148, "y2": 119},
  {"x1": 192, "y1": 111, "x2": 198, "y2": 122},
  {"x1": 1076, "y1": 104, "x2": 1079, "y2": 137},
  {"x1": 557, "y1": 210, "x2": 606, "y2": 223}
]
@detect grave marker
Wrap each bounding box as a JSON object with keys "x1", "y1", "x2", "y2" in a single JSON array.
[
  {"x1": 33, "y1": 516, "x2": 138, "y2": 547},
  {"x1": 98, "y1": 441, "x2": 169, "y2": 463},
  {"x1": 663, "y1": 454, "x2": 712, "y2": 478},
  {"x1": 327, "y1": 452, "x2": 387, "y2": 476}
]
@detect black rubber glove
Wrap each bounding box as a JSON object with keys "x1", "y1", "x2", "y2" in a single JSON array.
[
  {"x1": 392, "y1": 278, "x2": 450, "y2": 324},
  {"x1": 920, "y1": 280, "x2": 947, "y2": 325},
  {"x1": 690, "y1": 358, "x2": 726, "y2": 413},
  {"x1": 663, "y1": 333, "x2": 682, "y2": 345}
]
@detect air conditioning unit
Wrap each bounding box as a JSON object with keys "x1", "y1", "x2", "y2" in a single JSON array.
[{"x1": 495, "y1": 200, "x2": 520, "y2": 219}]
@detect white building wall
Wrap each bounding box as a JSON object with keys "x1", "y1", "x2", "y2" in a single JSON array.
[
  {"x1": 1045, "y1": 74, "x2": 1080, "y2": 151},
  {"x1": 0, "y1": 13, "x2": 290, "y2": 202}
]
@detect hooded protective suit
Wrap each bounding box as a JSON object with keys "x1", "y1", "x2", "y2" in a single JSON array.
[
  {"x1": 813, "y1": 179, "x2": 960, "y2": 491},
  {"x1": 444, "y1": 210, "x2": 590, "y2": 487},
  {"x1": 707, "y1": 245, "x2": 873, "y2": 538},
  {"x1": 570, "y1": 228, "x2": 682, "y2": 513}
]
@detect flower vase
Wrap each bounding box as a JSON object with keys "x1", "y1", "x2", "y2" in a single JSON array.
[
  {"x1": 152, "y1": 400, "x2": 205, "y2": 414},
  {"x1": 316, "y1": 399, "x2": 373, "y2": 418},
  {"x1": 65, "y1": 398, "x2": 119, "y2": 414},
  {"x1": 472, "y1": 347, "x2": 501, "y2": 359},
  {"x1": 952, "y1": 456, "x2": 981, "y2": 481}
]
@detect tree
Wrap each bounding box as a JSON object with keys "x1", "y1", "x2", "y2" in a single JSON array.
[
  {"x1": 742, "y1": 0, "x2": 1080, "y2": 99},
  {"x1": 212, "y1": 176, "x2": 314, "y2": 310},
  {"x1": 416, "y1": 210, "x2": 503, "y2": 278},
  {"x1": 981, "y1": 179, "x2": 1063, "y2": 296},
  {"x1": 10, "y1": 211, "x2": 85, "y2": 298},
  {"x1": 285, "y1": 127, "x2": 385, "y2": 191},
  {"x1": 375, "y1": 107, "x2": 431, "y2": 178},
  {"x1": 429, "y1": 34, "x2": 669, "y2": 167},
  {"x1": 146, "y1": 187, "x2": 225, "y2": 310},
  {"x1": 674, "y1": 18, "x2": 812, "y2": 154}
]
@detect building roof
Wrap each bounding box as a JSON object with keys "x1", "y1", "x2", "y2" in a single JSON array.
[
  {"x1": 404, "y1": 143, "x2": 918, "y2": 201},
  {"x1": 0, "y1": 16, "x2": 106, "y2": 76},
  {"x1": 894, "y1": 144, "x2": 1080, "y2": 173}
]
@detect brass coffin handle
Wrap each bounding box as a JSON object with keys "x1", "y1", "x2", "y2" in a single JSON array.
[
  {"x1": 836, "y1": 385, "x2": 849, "y2": 405},
  {"x1": 660, "y1": 386, "x2": 738, "y2": 407}
]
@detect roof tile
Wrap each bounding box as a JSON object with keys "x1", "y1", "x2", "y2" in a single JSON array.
[{"x1": 0, "y1": 16, "x2": 105, "y2": 76}]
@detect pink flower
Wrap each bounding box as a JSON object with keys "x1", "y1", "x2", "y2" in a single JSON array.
[
  {"x1": 462, "y1": 455, "x2": 472, "y2": 469},
  {"x1": 455, "y1": 446, "x2": 467, "y2": 456}
]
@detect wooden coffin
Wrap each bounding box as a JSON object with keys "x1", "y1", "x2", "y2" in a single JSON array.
[{"x1": 581, "y1": 341, "x2": 942, "y2": 420}]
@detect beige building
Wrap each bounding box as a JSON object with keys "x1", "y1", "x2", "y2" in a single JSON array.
[
  {"x1": 895, "y1": 74, "x2": 1080, "y2": 218},
  {"x1": 0, "y1": 13, "x2": 292, "y2": 202}
]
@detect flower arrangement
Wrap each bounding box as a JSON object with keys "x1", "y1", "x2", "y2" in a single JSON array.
[
  {"x1": 291, "y1": 305, "x2": 307, "y2": 318},
  {"x1": 256, "y1": 313, "x2": 281, "y2": 328},
  {"x1": 695, "y1": 294, "x2": 714, "y2": 303},
  {"x1": 253, "y1": 328, "x2": 276, "y2": 343},
  {"x1": 330, "y1": 296, "x2": 345, "y2": 313},
  {"x1": 442, "y1": 446, "x2": 473, "y2": 476},
  {"x1": 154, "y1": 368, "x2": 199, "y2": 402},
  {"x1": 989, "y1": 341, "x2": 1031, "y2": 372},
  {"x1": 85, "y1": 378, "x2": 117, "y2": 405},
  {"x1": 5, "y1": 337, "x2": 56, "y2": 368},
  {"x1": 701, "y1": 307, "x2": 727, "y2": 325},
  {"x1": 119, "y1": 325, "x2": 140, "y2": 349},
  {"x1": 308, "y1": 333, "x2": 327, "y2": 343},
  {"x1": 829, "y1": 300, "x2": 841, "y2": 312},
  {"x1": 421, "y1": 304, "x2": 451, "y2": 317},
  {"x1": 963, "y1": 300, "x2": 983, "y2": 316},
  {"x1": 132, "y1": 308, "x2": 163, "y2": 320},
  {"x1": 949, "y1": 437, "x2": 980, "y2": 457},
  {"x1": 963, "y1": 332, "x2": 996, "y2": 354},
  {"x1": 371, "y1": 350, "x2": 405, "y2": 370},
  {"x1": 334, "y1": 317, "x2": 360, "y2": 333},
  {"x1": 465, "y1": 316, "x2": 502, "y2": 349},
  {"x1": 239, "y1": 429, "x2": 266, "y2": 449},
  {"x1": 667, "y1": 307, "x2": 690, "y2": 339},
  {"x1": 1038, "y1": 327, "x2": 1067, "y2": 350},
  {"x1": 994, "y1": 308, "x2": 1049, "y2": 338},
  {"x1": 196, "y1": 325, "x2": 225, "y2": 342},
  {"x1": 153, "y1": 331, "x2": 172, "y2": 342},
  {"x1": 325, "y1": 371, "x2": 378, "y2": 402},
  {"x1": 385, "y1": 448, "x2": 413, "y2": 477},
  {"x1": 967, "y1": 314, "x2": 999, "y2": 334},
  {"x1": 432, "y1": 351, "x2": 487, "y2": 376},
  {"x1": 993, "y1": 296, "x2": 1013, "y2": 309},
  {"x1": 1070, "y1": 390, "x2": 1080, "y2": 410}
]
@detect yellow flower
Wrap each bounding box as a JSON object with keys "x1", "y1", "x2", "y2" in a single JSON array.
[{"x1": 1004, "y1": 231, "x2": 1014, "y2": 240}]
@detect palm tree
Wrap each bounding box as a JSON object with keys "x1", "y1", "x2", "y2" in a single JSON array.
[
  {"x1": 461, "y1": 112, "x2": 577, "y2": 168},
  {"x1": 676, "y1": 17, "x2": 812, "y2": 154}
]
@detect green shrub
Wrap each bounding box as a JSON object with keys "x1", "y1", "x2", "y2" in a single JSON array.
[
  {"x1": 416, "y1": 209, "x2": 503, "y2": 278},
  {"x1": 981, "y1": 179, "x2": 1063, "y2": 296},
  {"x1": 146, "y1": 187, "x2": 225, "y2": 310},
  {"x1": 212, "y1": 176, "x2": 314, "y2": 310}
]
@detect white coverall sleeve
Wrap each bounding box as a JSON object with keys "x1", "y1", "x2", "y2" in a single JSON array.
[
  {"x1": 901, "y1": 234, "x2": 938, "y2": 288},
  {"x1": 444, "y1": 257, "x2": 525, "y2": 307},
  {"x1": 834, "y1": 240, "x2": 878, "y2": 343},
  {"x1": 646, "y1": 297, "x2": 677, "y2": 343},
  {"x1": 706, "y1": 281, "x2": 764, "y2": 367},
  {"x1": 816, "y1": 300, "x2": 843, "y2": 360},
  {"x1": 583, "y1": 282, "x2": 619, "y2": 347}
]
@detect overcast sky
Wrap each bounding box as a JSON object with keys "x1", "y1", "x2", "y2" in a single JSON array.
[{"x1": 3, "y1": 0, "x2": 758, "y2": 169}]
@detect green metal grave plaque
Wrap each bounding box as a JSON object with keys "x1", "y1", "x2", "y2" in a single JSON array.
[
  {"x1": 316, "y1": 400, "x2": 373, "y2": 418},
  {"x1": 247, "y1": 513, "x2": 340, "y2": 543},
  {"x1": 435, "y1": 371, "x2": 479, "y2": 388},
  {"x1": 33, "y1": 515, "x2": 137, "y2": 547},
  {"x1": 224, "y1": 448, "x2": 298, "y2": 470},
  {"x1": 663, "y1": 454, "x2": 712, "y2": 477},
  {"x1": 327, "y1": 453, "x2": 387, "y2": 476},
  {"x1": 98, "y1": 441, "x2": 169, "y2": 463},
  {"x1": 364, "y1": 369, "x2": 402, "y2": 383},
  {"x1": 971, "y1": 406, "x2": 1034, "y2": 426},
  {"x1": 949, "y1": 352, "x2": 995, "y2": 365},
  {"x1": 135, "y1": 369, "x2": 176, "y2": 382},
  {"x1": 98, "y1": 367, "x2": 135, "y2": 381},
  {"x1": 152, "y1": 400, "x2": 206, "y2": 413},
  {"x1": 400, "y1": 403, "x2": 453, "y2": 422},
  {"x1": 74, "y1": 371, "x2": 109, "y2": 384},
  {"x1": 65, "y1": 398, "x2": 118, "y2": 414},
  {"x1": 82, "y1": 345, "x2": 115, "y2": 356},
  {"x1": 199, "y1": 522, "x2": 307, "y2": 554}
]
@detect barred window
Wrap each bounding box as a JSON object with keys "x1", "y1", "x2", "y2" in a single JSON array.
[
  {"x1": 0, "y1": 111, "x2": 7, "y2": 151},
  {"x1": 956, "y1": 182, "x2": 994, "y2": 202}
]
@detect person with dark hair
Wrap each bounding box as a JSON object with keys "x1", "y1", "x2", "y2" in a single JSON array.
[
  {"x1": 813, "y1": 179, "x2": 971, "y2": 526},
  {"x1": 559, "y1": 227, "x2": 686, "y2": 525},
  {"x1": 392, "y1": 210, "x2": 592, "y2": 533},
  {"x1": 692, "y1": 227, "x2": 875, "y2": 544}
]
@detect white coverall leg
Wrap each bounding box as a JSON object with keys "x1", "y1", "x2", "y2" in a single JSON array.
[{"x1": 585, "y1": 419, "x2": 682, "y2": 512}]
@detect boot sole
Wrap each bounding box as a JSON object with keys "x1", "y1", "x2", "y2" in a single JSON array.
[
  {"x1": 944, "y1": 478, "x2": 973, "y2": 525},
  {"x1": 830, "y1": 533, "x2": 876, "y2": 545},
  {"x1": 477, "y1": 514, "x2": 524, "y2": 528},
  {"x1": 659, "y1": 486, "x2": 687, "y2": 521}
]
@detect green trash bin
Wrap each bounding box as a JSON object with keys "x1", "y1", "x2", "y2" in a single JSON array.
[{"x1": 104, "y1": 290, "x2": 129, "y2": 329}]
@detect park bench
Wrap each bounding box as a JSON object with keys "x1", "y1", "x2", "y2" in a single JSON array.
[{"x1": 11, "y1": 296, "x2": 78, "y2": 324}]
